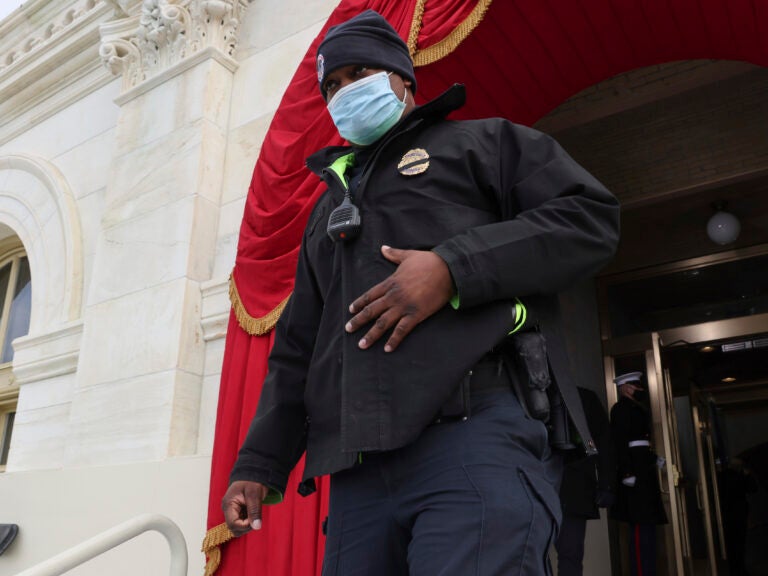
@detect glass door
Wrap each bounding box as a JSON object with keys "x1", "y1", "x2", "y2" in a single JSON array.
[{"x1": 690, "y1": 386, "x2": 726, "y2": 576}]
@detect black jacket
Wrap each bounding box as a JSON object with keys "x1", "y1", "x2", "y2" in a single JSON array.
[{"x1": 230, "y1": 85, "x2": 620, "y2": 496}]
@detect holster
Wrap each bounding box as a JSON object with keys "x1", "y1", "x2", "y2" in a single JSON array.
[
  {"x1": 501, "y1": 330, "x2": 576, "y2": 450},
  {"x1": 503, "y1": 331, "x2": 551, "y2": 421}
]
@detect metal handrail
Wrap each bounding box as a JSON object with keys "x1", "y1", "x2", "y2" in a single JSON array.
[{"x1": 15, "y1": 513, "x2": 188, "y2": 576}]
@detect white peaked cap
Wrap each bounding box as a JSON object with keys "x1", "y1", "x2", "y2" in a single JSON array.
[{"x1": 614, "y1": 371, "x2": 643, "y2": 386}]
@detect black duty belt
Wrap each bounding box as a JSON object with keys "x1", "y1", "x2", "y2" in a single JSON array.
[{"x1": 433, "y1": 353, "x2": 511, "y2": 424}]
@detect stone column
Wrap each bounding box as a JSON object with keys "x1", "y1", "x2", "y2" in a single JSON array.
[{"x1": 66, "y1": 0, "x2": 249, "y2": 465}]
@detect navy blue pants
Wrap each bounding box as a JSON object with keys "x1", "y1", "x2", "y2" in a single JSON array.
[
  {"x1": 555, "y1": 515, "x2": 587, "y2": 576},
  {"x1": 321, "y1": 389, "x2": 562, "y2": 576}
]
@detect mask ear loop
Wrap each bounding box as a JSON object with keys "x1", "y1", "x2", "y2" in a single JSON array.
[{"x1": 386, "y1": 71, "x2": 409, "y2": 105}]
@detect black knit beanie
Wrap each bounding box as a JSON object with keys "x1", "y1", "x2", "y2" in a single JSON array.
[{"x1": 316, "y1": 9, "x2": 416, "y2": 100}]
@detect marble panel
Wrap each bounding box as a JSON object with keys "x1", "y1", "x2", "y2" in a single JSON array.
[
  {"x1": 6, "y1": 403, "x2": 71, "y2": 470},
  {"x1": 66, "y1": 371, "x2": 177, "y2": 466},
  {"x1": 186, "y1": 195, "x2": 220, "y2": 282},
  {"x1": 220, "y1": 112, "x2": 271, "y2": 206},
  {"x1": 12, "y1": 321, "x2": 83, "y2": 386},
  {"x1": 103, "y1": 124, "x2": 203, "y2": 224},
  {"x1": 54, "y1": 127, "x2": 117, "y2": 200},
  {"x1": 176, "y1": 278, "x2": 205, "y2": 376},
  {"x1": 203, "y1": 334, "x2": 226, "y2": 379},
  {"x1": 88, "y1": 196, "x2": 199, "y2": 305},
  {"x1": 15, "y1": 373, "x2": 77, "y2": 411},
  {"x1": 78, "y1": 279, "x2": 189, "y2": 385},
  {"x1": 238, "y1": 0, "x2": 336, "y2": 57},
  {"x1": 168, "y1": 369, "x2": 203, "y2": 456},
  {"x1": 114, "y1": 58, "x2": 233, "y2": 153},
  {"x1": 0, "y1": 82, "x2": 120, "y2": 159},
  {"x1": 113, "y1": 75, "x2": 185, "y2": 153},
  {"x1": 0, "y1": 168, "x2": 57, "y2": 221},
  {"x1": 194, "y1": 119, "x2": 229, "y2": 206},
  {"x1": 201, "y1": 277, "x2": 230, "y2": 323},
  {"x1": 229, "y1": 24, "x2": 322, "y2": 131},
  {"x1": 211, "y1": 197, "x2": 244, "y2": 280},
  {"x1": 201, "y1": 61, "x2": 236, "y2": 132},
  {"x1": 76, "y1": 187, "x2": 106, "y2": 309}
]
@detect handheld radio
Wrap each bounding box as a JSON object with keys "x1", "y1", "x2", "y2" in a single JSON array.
[{"x1": 327, "y1": 193, "x2": 362, "y2": 242}]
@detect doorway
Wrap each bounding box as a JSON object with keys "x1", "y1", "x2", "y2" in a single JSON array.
[{"x1": 599, "y1": 248, "x2": 768, "y2": 575}]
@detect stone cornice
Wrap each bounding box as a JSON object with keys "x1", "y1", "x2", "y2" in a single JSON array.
[
  {"x1": 0, "y1": 0, "x2": 107, "y2": 78},
  {"x1": 99, "y1": 0, "x2": 251, "y2": 94},
  {"x1": 11, "y1": 321, "x2": 84, "y2": 386},
  {"x1": 0, "y1": 0, "x2": 118, "y2": 145},
  {"x1": 200, "y1": 277, "x2": 230, "y2": 342}
]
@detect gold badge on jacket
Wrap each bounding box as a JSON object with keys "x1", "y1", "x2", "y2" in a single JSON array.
[{"x1": 398, "y1": 148, "x2": 430, "y2": 176}]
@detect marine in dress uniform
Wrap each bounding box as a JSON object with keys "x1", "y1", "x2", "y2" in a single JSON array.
[{"x1": 609, "y1": 372, "x2": 667, "y2": 576}]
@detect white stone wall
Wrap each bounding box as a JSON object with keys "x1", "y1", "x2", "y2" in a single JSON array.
[{"x1": 0, "y1": 0, "x2": 336, "y2": 573}]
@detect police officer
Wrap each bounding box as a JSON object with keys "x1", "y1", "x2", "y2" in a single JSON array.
[
  {"x1": 609, "y1": 371, "x2": 668, "y2": 576},
  {"x1": 222, "y1": 10, "x2": 620, "y2": 575}
]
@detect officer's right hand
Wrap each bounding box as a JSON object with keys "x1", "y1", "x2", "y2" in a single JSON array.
[{"x1": 222, "y1": 480, "x2": 269, "y2": 536}]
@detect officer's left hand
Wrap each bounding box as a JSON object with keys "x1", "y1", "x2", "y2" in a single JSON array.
[{"x1": 345, "y1": 245, "x2": 454, "y2": 352}]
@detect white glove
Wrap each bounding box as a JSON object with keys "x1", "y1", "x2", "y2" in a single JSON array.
[
  {"x1": 656, "y1": 456, "x2": 666, "y2": 469},
  {"x1": 622, "y1": 476, "x2": 637, "y2": 487}
]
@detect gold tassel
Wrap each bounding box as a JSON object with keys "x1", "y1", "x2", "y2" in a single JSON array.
[
  {"x1": 411, "y1": 0, "x2": 494, "y2": 67},
  {"x1": 407, "y1": 0, "x2": 427, "y2": 57},
  {"x1": 201, "y1": 523, "x2": 234, "y2": 576},
  {"x1": 229, "y1": 273, "x2": 291, "y2": 336}
]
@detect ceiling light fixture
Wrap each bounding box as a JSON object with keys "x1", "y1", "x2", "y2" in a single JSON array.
[
  {"x1": 721, "y1": 376, "x2": 737, "y2": 383},
  {"x1": 706, "y1": 200, "x2": 741, "y2": 246}
]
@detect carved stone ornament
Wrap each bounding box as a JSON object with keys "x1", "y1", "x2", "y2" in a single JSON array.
[
  {"x1": 99, "y1": 0, "x2": 250, "y2": 92},
  {"x1": 0, "y1": 0, "x2": 100, "y2": 75}
]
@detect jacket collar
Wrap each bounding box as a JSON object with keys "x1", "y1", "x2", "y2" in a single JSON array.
[{"x1": 306, "y1": 83, "x2": 466, "y2": 175}]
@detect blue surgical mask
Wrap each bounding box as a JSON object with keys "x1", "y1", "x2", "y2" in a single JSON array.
[{"x1": 327, "y1": 71, "x2": 406, "y2": 146}]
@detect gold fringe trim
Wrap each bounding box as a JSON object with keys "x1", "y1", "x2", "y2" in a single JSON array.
[
  {"x1": 410, "y1": 0, "x2": 494, "y2": 67},
  {"x1": 407, "y1": 0, "x2": 427, "y2": 58},
  {"x1": 201, "y1": 523, "x2": 234, "y2": 576},
  {"x1": 229, "y1": 273, "x2": 291, "y2": 336}
]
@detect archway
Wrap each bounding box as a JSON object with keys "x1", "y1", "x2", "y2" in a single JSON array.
[
  {"x1": 414, "y1": 0, "x2": 767, "y2": 125},
  {"x1": 0, "y1": 154, "x2": 84, "y2": 333}
]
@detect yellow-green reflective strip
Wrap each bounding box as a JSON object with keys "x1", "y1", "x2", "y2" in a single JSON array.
[
  {"x1": 328, "y1": 153, "x2": 355, "y2": 186},
  {"x1": 263, "y1": 488, "x2": 283, "y2": 505},
  {"x1": 508, "y1": 299, "x2": 527, "y2": 335}
]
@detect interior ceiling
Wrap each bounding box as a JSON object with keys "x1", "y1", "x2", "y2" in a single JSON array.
[
  {"x1": 607, "y1": 173, "x2": 768, "y2": 274},
  {"x1": 663, "y1": 335, "x2": 768, "y2": 399}
]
